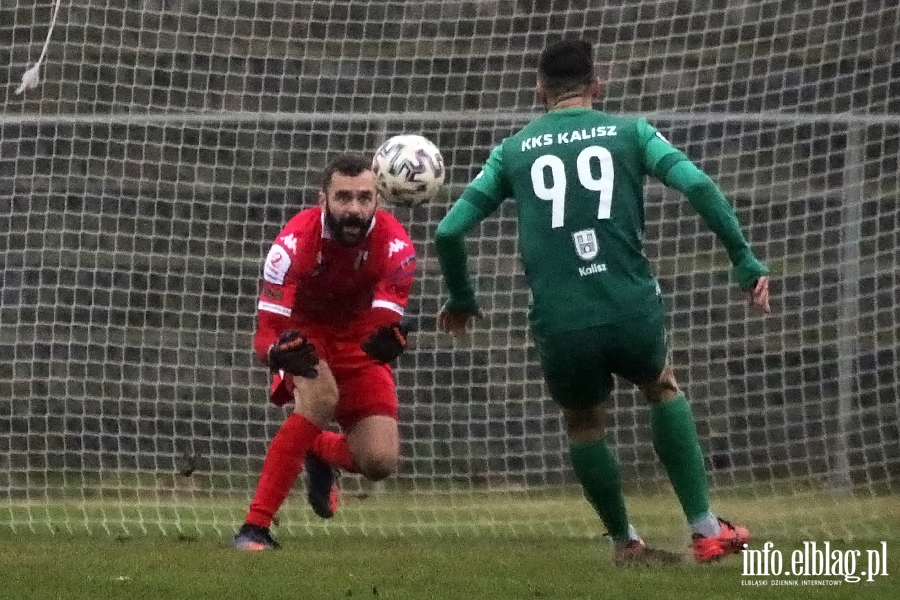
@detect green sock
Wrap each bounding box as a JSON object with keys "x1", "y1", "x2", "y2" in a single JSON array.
[
  {"x1": 650, "y1": 394, "x2": 711, "y2": 523},
  {"x1": 568, "y1": 437, "x2": 631, "y2": 541}
]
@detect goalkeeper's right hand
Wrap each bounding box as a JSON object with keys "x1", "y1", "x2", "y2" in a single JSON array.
[{"x1": 267, "y1": 330, "x2": 319, "y2": 378}]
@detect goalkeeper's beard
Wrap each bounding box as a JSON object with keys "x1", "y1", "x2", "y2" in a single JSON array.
[{"x1": 324, "y1": 206, "x2": 372, "y2": 247}]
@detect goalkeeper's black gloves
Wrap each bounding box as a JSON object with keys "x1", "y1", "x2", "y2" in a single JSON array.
[
  {"x1": 361, "y1": 322, "x2": 410, "y2": 364},
  {"x1": 267, "y1": 330, "x2": 319, "y2": 378}
]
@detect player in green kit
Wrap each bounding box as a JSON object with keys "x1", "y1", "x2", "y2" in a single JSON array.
[{"x1": 434, "y1": 39, "x2": 771, "y2": 565}]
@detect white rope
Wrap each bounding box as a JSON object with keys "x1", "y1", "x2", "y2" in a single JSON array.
[{"x1": 15, "y1": 0, "x2": 65, "y2": 95}]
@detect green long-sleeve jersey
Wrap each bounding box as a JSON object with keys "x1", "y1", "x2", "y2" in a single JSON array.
[{"x1": 435, "y1": 107, "x2": 768, "y2": 340}]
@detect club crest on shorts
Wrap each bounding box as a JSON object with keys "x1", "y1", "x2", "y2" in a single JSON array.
[{"x1": 572, "y1": 228, "x2": 599, "y2": 261}]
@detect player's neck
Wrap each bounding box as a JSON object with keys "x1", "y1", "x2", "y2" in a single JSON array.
[{"x1": 548, "y1": 97, "x2": 592, "y2": 111}]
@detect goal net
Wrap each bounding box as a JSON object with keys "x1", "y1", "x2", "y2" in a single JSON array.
[{"x1": 1, "y1": 0, "x2": 897, "y2": 540}]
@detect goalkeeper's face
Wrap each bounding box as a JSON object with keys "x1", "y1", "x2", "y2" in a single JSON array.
[{"x1": 320, "y1": 170, "x2": 378, "y2": 247}]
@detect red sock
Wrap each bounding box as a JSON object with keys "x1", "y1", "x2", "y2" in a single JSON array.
[
  {"x1": 245, "y1": 413, "x2": 322, "y2": 528},
  {"x1": 311, "y1": 430, "x2": 358, "y2": 473}
]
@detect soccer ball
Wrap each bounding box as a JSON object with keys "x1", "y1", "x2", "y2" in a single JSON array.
[{"x1": 372, "y1": 134, "x2": 445, "y2": 206}]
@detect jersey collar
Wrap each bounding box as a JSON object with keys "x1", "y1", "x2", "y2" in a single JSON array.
[{"x1": 550, "y1": 107, "x2": 592, "y2": 115}]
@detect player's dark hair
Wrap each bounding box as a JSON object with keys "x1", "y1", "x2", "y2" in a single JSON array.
[
  {"x1": 537, "y1": 39, "x2": 595, "y2": 99},
  {"x1": 321, "y1": 153, "x2": 372, "y2": 190}
]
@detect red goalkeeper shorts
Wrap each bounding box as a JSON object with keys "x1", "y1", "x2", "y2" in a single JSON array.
[{"x1": 268, "y1": 331, "x2": 398, "y2": 431}]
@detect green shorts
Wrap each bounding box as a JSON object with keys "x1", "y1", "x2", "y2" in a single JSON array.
[{"x1": 536, "y1": 313, "x2": 669, "y2": 410}]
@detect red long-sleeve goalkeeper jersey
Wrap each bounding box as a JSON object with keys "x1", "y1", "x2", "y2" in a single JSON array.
[{"x1": 254, "y1": 206, "x2": 416, "y2": 362}]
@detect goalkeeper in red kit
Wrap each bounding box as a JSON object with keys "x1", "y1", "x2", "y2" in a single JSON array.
[{"x1": 233, "y1": 154, "x2": 417, "y2": 551}]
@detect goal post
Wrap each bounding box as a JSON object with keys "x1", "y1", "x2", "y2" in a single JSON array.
[{"x1": 1, "y1": 0, "x2": 897, "y2": 539}]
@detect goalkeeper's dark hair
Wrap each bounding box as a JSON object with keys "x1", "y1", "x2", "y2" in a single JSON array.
[
  {"x1": 538, "y1": 39, "x2": 595, "y2": 99},
  {"x1": 321, "y1": 153, "x2": 372, "y2": 190}
]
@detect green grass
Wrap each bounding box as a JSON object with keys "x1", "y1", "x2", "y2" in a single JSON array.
[{"x1": 3, "y1": 491, "x2": 899, "y2": 599}]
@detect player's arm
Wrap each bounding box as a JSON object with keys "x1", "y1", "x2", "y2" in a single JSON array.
[
  {"x1": 254, "y1": 241, "x2": 319, "y2": 376},
  {"x1": 638, "y1": 119, "x2": 770, "y2": 309},
  {"x1": 361, "y1": 228, "x2": 417, "y2": 364},
  {"x1": 434, "y1": 144, "x2": 510, "y2": 331}
]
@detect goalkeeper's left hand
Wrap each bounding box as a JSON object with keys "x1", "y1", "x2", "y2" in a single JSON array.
[{"x1": 362, "y1": 322, "x2": 410, "y2": 364}]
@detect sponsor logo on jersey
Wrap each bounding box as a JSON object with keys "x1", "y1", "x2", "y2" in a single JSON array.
[
  {"x1": 578, "y1": 263, "x2": 608, "y2": 277},
  {"x1": 572, "y1": 228, "x2": 599, "y2": 261},
  {"x1": 280, "y1": 233, "x2": 298, "y2": 254},
  {"x1": 264, "y1": 245, "x2": 291, "y2": 284},
  {"x1": 388, "y1": 238, "x2": 408, "y2": 257},
  {"x1": 260, "y1": 284, "x2": 284, "y2": 301},
  {"x1": 258, "y1": 300, "x2": 292, "y2": 317},
  {"x1": 387, "y1": 254, "x2": 417, "y2": 285}
]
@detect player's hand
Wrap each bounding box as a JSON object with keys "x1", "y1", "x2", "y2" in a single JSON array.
[
  {"x1": 362, "y1": 322, "x2": 409, "y2": 364},
  {"x1": 748, "y1": 276, "x2": 771, "y2": 314},
  {"x1": 437, "y1": 305, "x2": 482, "y2": 336},
  {"x1": 267, "y1": 330, "x2": 319, "y2": 378}
]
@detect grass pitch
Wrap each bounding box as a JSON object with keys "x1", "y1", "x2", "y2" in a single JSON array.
[{"x1": 3, "y1": 491, "x2": 898, "y2": 600}]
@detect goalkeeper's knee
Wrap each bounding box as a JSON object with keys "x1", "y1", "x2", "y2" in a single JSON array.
[{"x1": 357, "y1": 452, "x2": 398, "y2": 482}]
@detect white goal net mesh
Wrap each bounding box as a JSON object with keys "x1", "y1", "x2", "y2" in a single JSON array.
[{"x1": 1, "y1": 0, "x2": 897, "y2": 540}]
